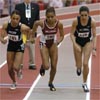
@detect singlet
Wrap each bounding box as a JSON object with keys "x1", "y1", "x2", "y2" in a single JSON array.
[
  {"x1": 6, "y1": 21, "x2": 25, "y2": 52},
  {"x1": 40, "y1": 19, "x2": 58, "y2": 48},
  {"x1": 6, "y1": 21, "x2": 22, "y2": 42},
  {"x1": 74, "y1": 16, "x2": 92, "y2": 47}
]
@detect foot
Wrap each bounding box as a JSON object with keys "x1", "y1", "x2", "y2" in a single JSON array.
[
  {"x1": 82, "y1": 84, "x2": 89, "y2": 92},
  {"x1": 76, "y1": 68, "x2": 81, "y2": 76},
  {"x1": 17, "y1": 69, "x2": 23, "y2": 79},
  {"x1": 29, "y1": 64, "x2": 36, "y2": 70},
  {"x1": 48, "y1": 83, "x2": 56, "y2": 91},
  {"x1": 40, "y1": 65, "x2": 45, "y2": 76},
  {"x1": 10, "y1": 82, "x2": 17, "y2": 90}
]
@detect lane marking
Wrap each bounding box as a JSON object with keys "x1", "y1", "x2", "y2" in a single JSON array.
[
  {"x1": 86, "y1": 33, "x2": 100, "y2": 100},
  {"x1": 86, "y1": 55, "x2": 92, "y2": 100},
  {"x1": 24, "y1": 34, "x2": 100, "y2": 100},
  {"x1": 23, "y1": 33, "x2": 70, "y2": 100},
  {"x1": 23, "y1": 75, "x2": 41, "y2": 100},
  {"x1": 0, "y1": 61, "x2": 7, "y2": 68},
  {"x1": 0, "y1": 83, "x2": 32, "y2": 86},
  {"x1": 0, "y1": 5, "x2": 99, "y2": 99}
]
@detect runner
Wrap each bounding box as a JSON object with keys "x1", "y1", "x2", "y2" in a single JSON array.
[
  {"x1": 0, "y1": 10, "x2": 30, "y2": 90},
  {"x1": 70, "y1": 6, "x2": 97, "y2": 92},
  {"x1": 32, "y1": 7, "x2": 64, "y2": 91}
]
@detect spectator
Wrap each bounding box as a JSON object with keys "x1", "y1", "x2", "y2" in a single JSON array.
[
  {"x1": 37, "y1": 0, "x2": 45, "y2": 10},
  {"x1": 78, "y1": 0, "x2": 86, "y2": 5},
  {"x1": 15, "y1": 0, "x2": 40, "y2": 70},
  {"x1": 65, "y1": 0, "x2": 71, "y2": 7}
]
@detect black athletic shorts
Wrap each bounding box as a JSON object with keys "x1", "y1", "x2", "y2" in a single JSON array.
[
  {"x1": 76, "y1": 38, "x2": 91, "y2": 47},
  {"x1": 7, "y1": 40, "x2": 25, "y2": 53}
]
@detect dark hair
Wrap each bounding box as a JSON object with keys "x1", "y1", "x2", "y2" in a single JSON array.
[
  {"x1": 11, "y1": 10, "x2": 20, "y2": 17},
  {"x1": 79, "y1": 6, "x2": 89, "y2": 14},
  {"x1": 46, "y1": 7, "x2": 56, "y2": 15}
]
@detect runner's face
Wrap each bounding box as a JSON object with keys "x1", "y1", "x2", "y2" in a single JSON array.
[
  {"x1": 11, "y1": 14, "x2": 20, "y2": 27},
  {"x1": 80, "y1": 11, "x2": 89, "y2": 21},
  {"x1": 46, "y1": 12, "x2": 56, "y2": 24}
]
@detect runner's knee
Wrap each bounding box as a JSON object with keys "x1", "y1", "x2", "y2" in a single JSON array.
[{"x1": 44, "y1": 64, "x2": 49, "y2": 70}]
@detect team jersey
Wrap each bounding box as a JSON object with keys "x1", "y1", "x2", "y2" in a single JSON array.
[
  {"x1": 40, "y1": 19, "x2": 58, "y2": 48},
  {"x1": 6, "y1": 21, "x2": 22, "y2": 42},
  {"x1": 6, "y1": 21, "x2": 24, "y2": 52},
  {"x1": 74, "y1": 16, "x2": 92, "y2": 47}
]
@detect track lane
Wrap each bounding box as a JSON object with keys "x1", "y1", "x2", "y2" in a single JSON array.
[{"x1": 0, "y1": 4, "x2": 100, "y2": 100}]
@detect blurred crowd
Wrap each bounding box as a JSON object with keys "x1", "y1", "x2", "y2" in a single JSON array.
[{"x1": 0, "y1": 0, "x2": 100, "y2": 17}]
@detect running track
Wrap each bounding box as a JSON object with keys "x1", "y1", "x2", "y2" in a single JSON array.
[{"x1": 0, "y1": 3, "x2": 100, "y2": 100}]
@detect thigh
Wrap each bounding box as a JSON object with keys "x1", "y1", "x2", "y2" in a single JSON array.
[
  {"x1": 14, "y1": 52, "x2": 24, "y2": 68},
  {"x1": 7, "y1": 52, "x2": 15, "y2": 70},
  {"x1": 40, "y1": 45, "x2": 49, "y2": 66},
  {"x1": 49, "y1": 43, "x2": 58, "y2": 67},
  {"x1": 83, "y1": 42, "x2": 92, "y2": 64},
  {"x1": 73, "y1": 45, "x2": 82, "y2": 66}
]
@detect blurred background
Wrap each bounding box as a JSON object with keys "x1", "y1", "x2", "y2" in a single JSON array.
[{"x1": 0, "y1": 0, "x2": 100, "y2": 18}]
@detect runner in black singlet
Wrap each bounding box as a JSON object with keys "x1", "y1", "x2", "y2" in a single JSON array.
[
  {"x1": 70, "y1": 6, "x2": 97, "y2": 92},
  {"x1": 0, "y1": 10, "x2": 30, "y2": 90}
]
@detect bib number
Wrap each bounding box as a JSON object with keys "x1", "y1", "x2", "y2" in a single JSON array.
[
  {"x1": 45, "y1": 34, "x2": 55, "y2": 40},
  {"x1": 78, "y1": 32, "x2": 89, "y2": 38},
  {"x1": 8, "y1": 34, "x2": 18, "y2": 41}
]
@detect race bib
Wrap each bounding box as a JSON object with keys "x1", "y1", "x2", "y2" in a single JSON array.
[
  {"x1": 78, "y1": 32, "x2": 89, "y2": 38},
  {"x1": 8, "y1": 34, "x2": 18, "y2": 41},
  {"x1": 45, "y1": 34, "x2": 55, "y2": 40}
]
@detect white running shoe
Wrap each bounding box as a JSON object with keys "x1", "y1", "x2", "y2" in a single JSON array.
[
  {"x1": 82, "y1": 84, "x2": 89, "y2": 92},
  {"x1": 10, "y1": 82, "x2": 17, "y2": 90}
]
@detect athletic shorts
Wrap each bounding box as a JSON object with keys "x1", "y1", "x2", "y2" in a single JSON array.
[
  {"x1": 76, "y1": 38, "x2": 91, "y2": 47},
  {"x1": 7, "y1": 40, "x2": 25, "y2": 53},
  {"x1": 40, "y1": 39, "x2": 54, "y2": 49}
]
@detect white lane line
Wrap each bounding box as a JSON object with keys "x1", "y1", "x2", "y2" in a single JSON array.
[
  {"x1": 86, "y1": 33, "x2": 100, "y2": 100},
  {"x1": 24, "y1": 33, "x2": 100, "y2": 100},
  {"x1": 23, "y1": 75, "x2": 41, "y2": 100},
  {"x1": 0, "y1": 61, "x2": 7, "y2": 68},
  {"x1": 23, "y1": 33, "x2": 70, "y2": 100},
  {"x1": 86, "y1": 55, "x2": 92, "y2": 100}
]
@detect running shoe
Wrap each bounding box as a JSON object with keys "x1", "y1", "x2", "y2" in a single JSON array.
[
  {"x1": 40, "y1": 65, "x2": 45, "y2": 76},
  {"x1": 29, "y1": 64, "x2": 36, "y2": 70},
  {"x1": 76, "y1": 68, "x2": 81, "y2": 76},
  {"x1": 17, "y1": 69, "x2": 23, "y2": 79},
  {"x1": 48, "y1": 83, "x2": 56, "y2": 91},
  {"x1": 82, "y1": 84, "x2": 89, "y2": 92},
  {"x1": 10, "y1": 82, "x2": 17, "y2": 90}
]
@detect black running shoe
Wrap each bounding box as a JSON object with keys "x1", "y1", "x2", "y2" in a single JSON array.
[
  {"x1": 40, "y1": 65, "x2": 45, "y2": 76},
  {"x1": 77, "y1": 68, "x2": 81, "y2": 76},
  {"x1": 48, "y1": 83, "x2": 56, "y2": 91},
  {"x1": 82, "y1": 84, "x2": 89, "y2": 92}
]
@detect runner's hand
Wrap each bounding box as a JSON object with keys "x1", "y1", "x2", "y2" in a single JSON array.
[{"x1": 0, "y1": 39, "x2": 7, "y2": 44}]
